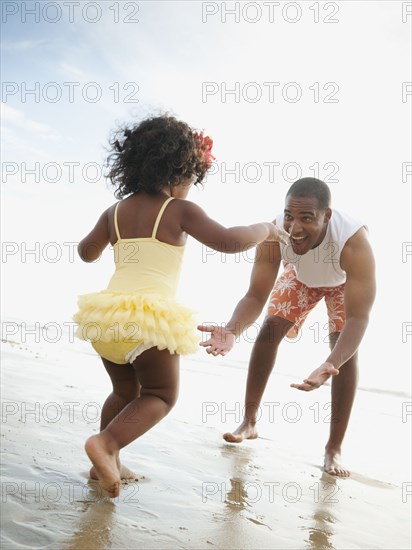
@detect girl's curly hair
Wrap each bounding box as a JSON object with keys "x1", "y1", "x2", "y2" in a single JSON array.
[{"x1": 106, "y1": 115, "x2": 214, "y2": 198}]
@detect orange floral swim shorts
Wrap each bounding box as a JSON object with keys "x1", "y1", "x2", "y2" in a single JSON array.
[{"x1": 267, "y1": 263, "x2": 346, "y2": 338}]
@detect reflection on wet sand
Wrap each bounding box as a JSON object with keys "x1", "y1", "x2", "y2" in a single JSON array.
[
  {"x1": 218, "y1": 445, "x2": 341, "y2": 550},
  {"x1": 303, "y1": 473, "x2": 339, "y2": 550},
  {"x1": 64, "y1": 483, "x2": 116, "y2": 550},
  {"x1": 209, "y1": 444, "x2": 274, "y2": 549},
  {"x1": 2, "y1": 339, "x2": 410, "y2": 550},
  {"x1": 220, "y1": 444, "x2": 258, "y2": 512},
  {"x1": 225, "y1": 476, "x2": 251, "y2": 511}
]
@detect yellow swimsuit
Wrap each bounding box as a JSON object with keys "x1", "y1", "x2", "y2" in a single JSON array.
[{"x1": 73, "y1": 197, "x2": 198, "y2": 364}]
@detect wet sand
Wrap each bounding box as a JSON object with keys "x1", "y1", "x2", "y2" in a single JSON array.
[{"x1": 1, "y1": 325, "x2": 411, "y2": 550}]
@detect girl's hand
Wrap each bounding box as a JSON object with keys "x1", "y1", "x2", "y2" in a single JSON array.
[
  {"x1": 266, "y1": 223, "x2": 290, "y2": 245},
  {"x1": 197, "y1": 324, "x2": 236, "y2": 356}
]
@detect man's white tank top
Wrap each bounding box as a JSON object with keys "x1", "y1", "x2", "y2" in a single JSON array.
[{"x1": 275, "y1": 209, "x2": 365, "y2": 288}]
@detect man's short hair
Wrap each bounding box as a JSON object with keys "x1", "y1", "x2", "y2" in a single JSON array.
[{"x1": 286, "y1": 178, "x2": 331, "y2": 211}]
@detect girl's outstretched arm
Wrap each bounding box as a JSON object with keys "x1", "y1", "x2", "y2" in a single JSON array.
[
  {"x1": 180, "y1": 201, "x2": 287, "y2": 252},
  {"x1": 78, "y1": 209, "x2": 110, "y2": 262}
]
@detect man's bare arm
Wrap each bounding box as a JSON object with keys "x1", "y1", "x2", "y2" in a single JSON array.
[
  {"x1": 291, "y1": 227, "x2": 376, "y2": 391},
  {"x1": 225, "y1": 241, "x2": 282, "y2": 336},
  {"x1": 325, "y1": 227, "x2": 376, "y2": 368},
  {"x1": 198, "y1": 241, "x2": 282, "y2": 354}
]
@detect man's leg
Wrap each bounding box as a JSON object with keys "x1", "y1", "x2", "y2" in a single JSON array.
[
  {"x1": 224, "y1": 315, "x2": 293, "y2": 443},
  {"x1": 324, "y1": 332, "x2": 358, "y2": 477}
]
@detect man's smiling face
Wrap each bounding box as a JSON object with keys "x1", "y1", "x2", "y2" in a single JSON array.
[{"x1": 283, "y1": 195, "x2": 332, "y2": 255}]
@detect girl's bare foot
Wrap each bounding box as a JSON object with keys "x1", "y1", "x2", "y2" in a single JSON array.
[
  {"x1": 85, "y1": 434, "x2": 121, "y2": 497},
  {"x1": 89, "y1": 463, "x2": 139, "y2": 481},
  {"x1": 223, "y1": 420, "x2": 258, "y2": 443}
]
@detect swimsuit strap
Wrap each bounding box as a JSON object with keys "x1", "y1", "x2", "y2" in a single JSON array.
[
  {"x1": 114, "y1": 202, "x2": 121, "y2": 240},
  {"x1": 152, "y1": 197, "x2": 175, "y2": 239}
]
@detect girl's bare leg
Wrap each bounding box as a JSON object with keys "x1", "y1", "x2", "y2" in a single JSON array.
[
  {"x1": 89, "y1": 358, "x2": 140, "y2": 480},
  {"x1": 85, "y1": 348, "x2": 179, "y2": 497}
]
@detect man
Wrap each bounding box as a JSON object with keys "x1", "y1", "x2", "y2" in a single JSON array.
[{"x1": 199, "y1": 178, "x2": 376, "y2": 477}]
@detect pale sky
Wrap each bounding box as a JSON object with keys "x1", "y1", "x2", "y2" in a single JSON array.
[{"x1": 1, "y1": 1, "x2": 411, "y2": 393}]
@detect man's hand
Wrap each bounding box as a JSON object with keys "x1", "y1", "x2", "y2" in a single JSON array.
[
  {"x1": 197, "y1": 324, "x2": 236, "y2": 356},
  {"x1": 290, "y1": 362, "x2": 339, "y2": 392}
]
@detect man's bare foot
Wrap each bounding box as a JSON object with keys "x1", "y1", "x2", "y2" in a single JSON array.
[
  {"x1": 324, "y1": 448, "x2": 350, "y2": 477},
  {"x1": 85, "y1": 435, "x2": 121, "y2": 497},
  {"x1": 89, "y1": 463, "x2": 139, "y2": 481},
  {"x1": 223, "y1": 421, "x2": 258, "y2": 443}
]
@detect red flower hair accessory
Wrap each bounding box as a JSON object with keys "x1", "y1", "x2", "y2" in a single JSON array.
[{"x1": 193, "y1": 130, "x2": 216, "y2": 168}]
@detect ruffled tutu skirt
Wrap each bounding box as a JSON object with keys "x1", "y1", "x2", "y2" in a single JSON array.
[{"x1": 73, "y1": 290, "x2": 199, "y2": 364}]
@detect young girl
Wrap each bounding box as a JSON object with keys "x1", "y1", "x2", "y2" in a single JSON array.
[{"x1": 73, "y1": 115, "x2": 288, "y2": 497}]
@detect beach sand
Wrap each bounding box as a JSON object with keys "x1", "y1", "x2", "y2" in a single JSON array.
[{"x1": 1, "y1": 322, "x2": 411, "y2": 550}]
